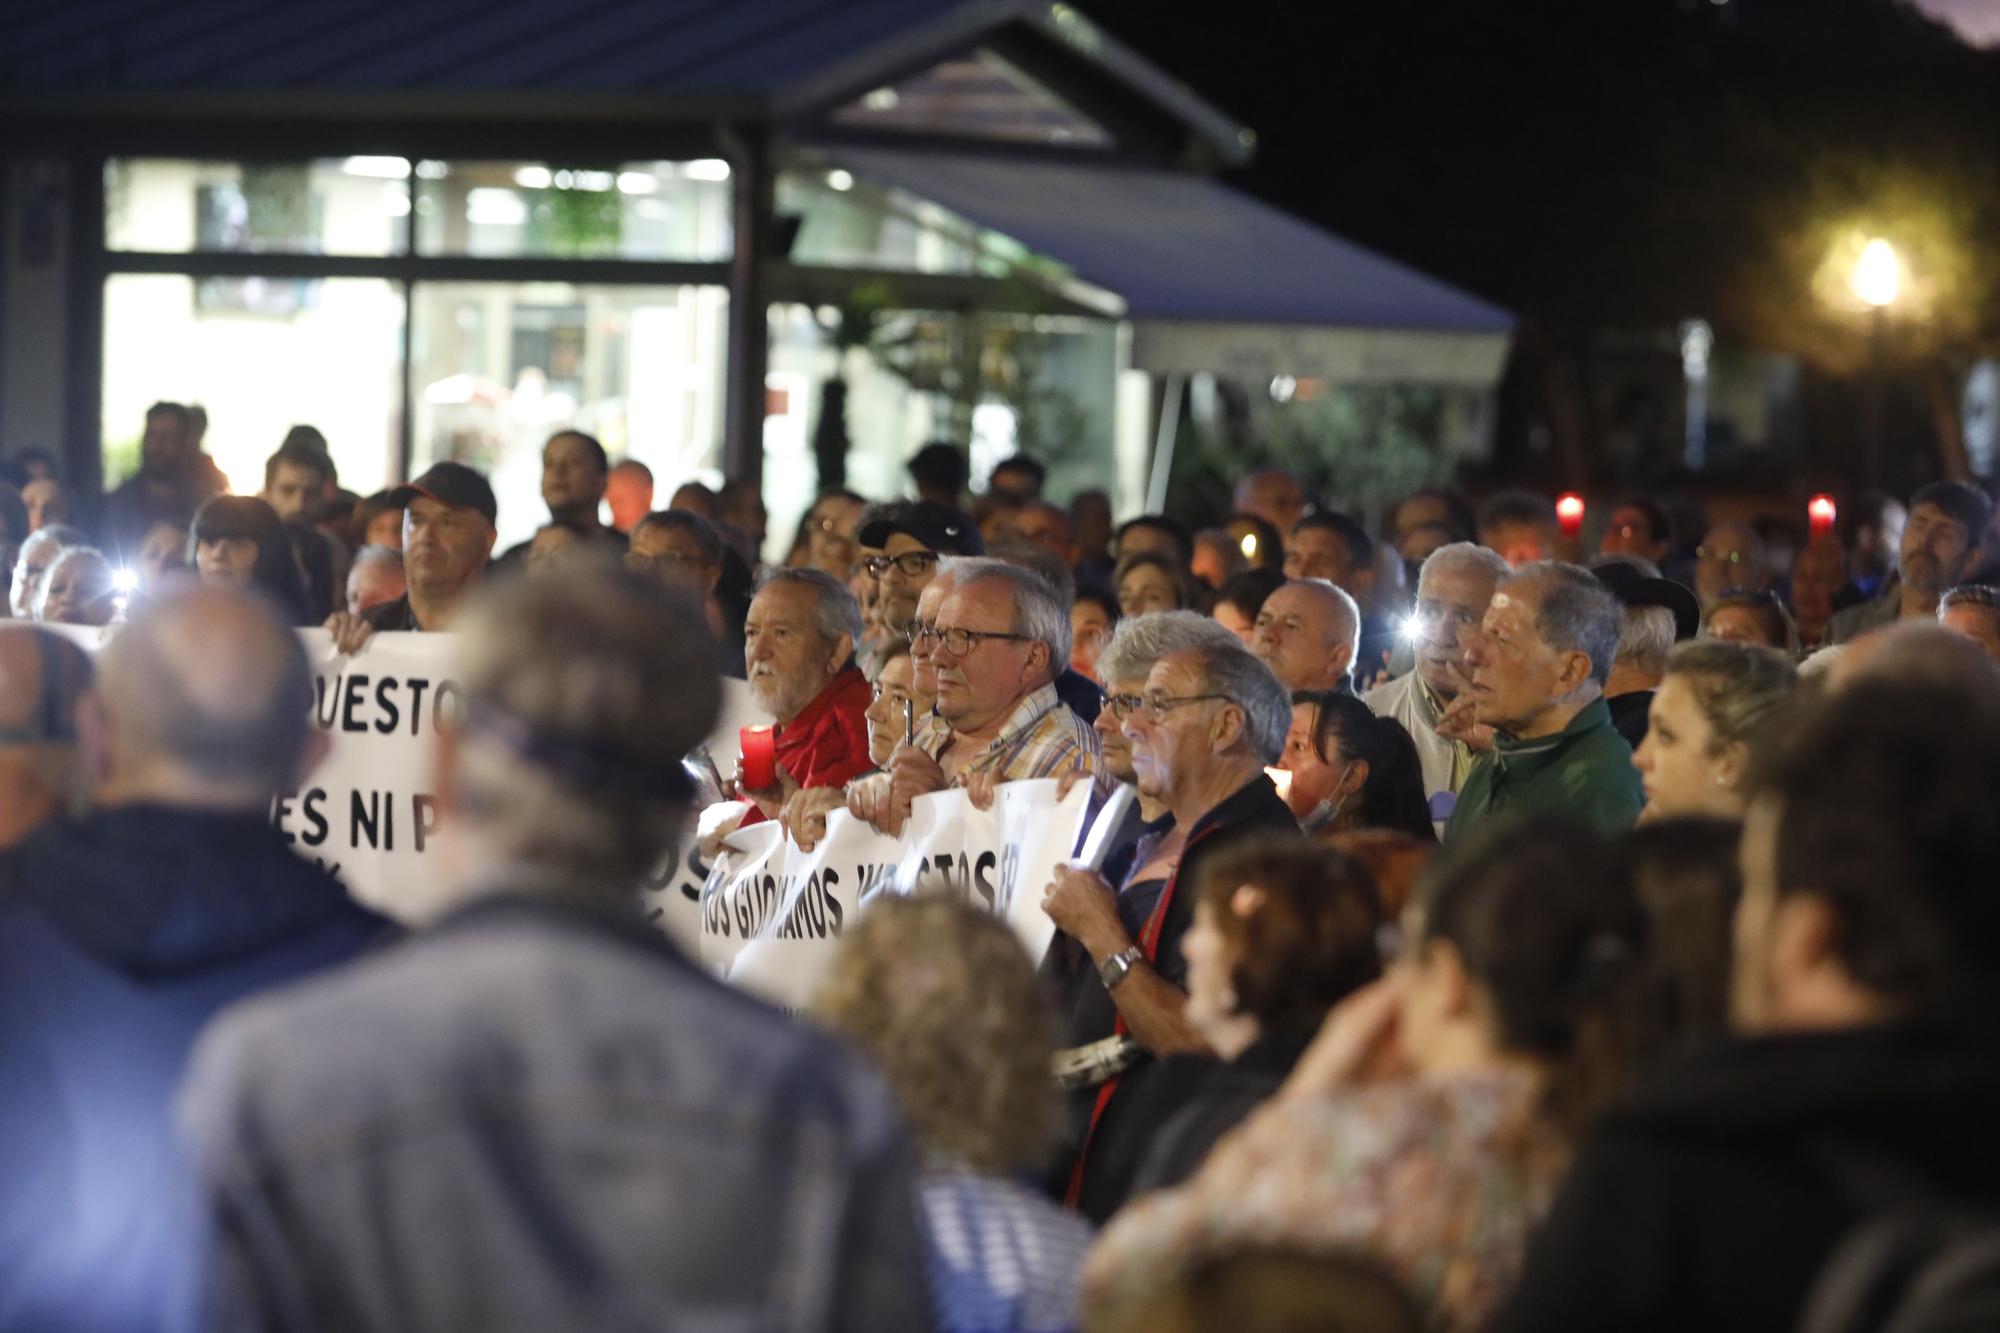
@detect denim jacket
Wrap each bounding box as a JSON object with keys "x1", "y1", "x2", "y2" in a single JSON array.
[{"x1": 179, "y1": 891, "x2": 934, "y2": 1333}]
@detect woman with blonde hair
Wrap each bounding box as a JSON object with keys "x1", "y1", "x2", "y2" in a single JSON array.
[
  {"x1": 1633, "y1": 639, "x2": 1796, "y2": 823},
  {"x1": 817, "y1": 896, "x2": 1092, "y2": 1333}
]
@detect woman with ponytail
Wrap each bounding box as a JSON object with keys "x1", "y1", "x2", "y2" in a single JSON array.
[
  {"x1": 1276, "y1": 691, "x2": 1438, "y2": 844},
  {"x1": 1083, "y1": 814, "x2": 1667, "y2": 1332}
]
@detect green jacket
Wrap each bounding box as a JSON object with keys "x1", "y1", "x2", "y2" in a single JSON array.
[{"x1": 1444, "y1": 697, "x2": 1645, "y2": 843}]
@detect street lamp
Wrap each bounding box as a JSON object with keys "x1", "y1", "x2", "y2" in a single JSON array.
[
  {"x1": 1851, "y1": 237, "x2": 1902, "y2": 309},
  {"x1": 1850, "y1": 237, "x2": 1901, "y2": 485}
]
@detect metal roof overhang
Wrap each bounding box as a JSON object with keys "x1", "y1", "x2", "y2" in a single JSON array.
[{"x1": 825, "y1": 146, "x2": 1514, "y2": 386}]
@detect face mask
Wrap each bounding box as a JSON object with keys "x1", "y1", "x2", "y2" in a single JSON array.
[{"x1": 1299, "y1": 760, "x2": 1354, "y2": 833}]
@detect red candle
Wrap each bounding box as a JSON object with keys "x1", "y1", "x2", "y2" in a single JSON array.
[
  {"x1": 1808, "y1": 494, "x2": 1837, "y2": 537},
  {"x1": 1556, "y1": 492, "x2": 1586, "y2": 538},
  {"x1": 739, "y1": 725, "x2": 777, "y2": 791}
]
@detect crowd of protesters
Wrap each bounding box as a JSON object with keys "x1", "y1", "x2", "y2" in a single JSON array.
[{"x1": 1, "y1": 405, "x2": 1999, "y2": 1333}]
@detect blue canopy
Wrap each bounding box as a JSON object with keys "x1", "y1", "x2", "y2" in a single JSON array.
[{"x1": 831, "y1": 147, "x2": 1513, "y2": 384}]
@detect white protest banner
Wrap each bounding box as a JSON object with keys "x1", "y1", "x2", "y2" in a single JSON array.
[
  {"x1": 701, "y1": 778, "x2": 1095, "y2": 1008},
  {"x1": 720, "y1": 809, "x2": 907, "y2": 1007},
  {"x1": 276, "y1": 630, "x2": 464, "y2": 920},
  {"x1": 51, "y1": 623, "x2": 765, "y2": 929}
]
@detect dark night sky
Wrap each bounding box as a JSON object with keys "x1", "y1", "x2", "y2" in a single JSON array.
[{"x1": 1077, "y1": 0, "x2": 2000, "y2": 325}]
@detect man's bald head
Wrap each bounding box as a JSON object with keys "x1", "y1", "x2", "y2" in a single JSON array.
[
  {"x1": 1826, "y1": 620, "x2": 2000, "y2": 698},
  {"x1": 97, "y1": 583, "x2": 313, "y2": 802}
]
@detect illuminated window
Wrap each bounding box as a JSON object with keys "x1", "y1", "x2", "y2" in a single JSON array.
[
  {"x1": 101, "y1": 275, "x2": 405, "y2": 495},
  {"x1": 412, "y1": 161, "x2": 731, "y2": 261},
  {"x1": 410, "y1": 283, "x2": 728, "y2": 546},
  {"x1": 105, "y1": 158, "x2": 409, "y2": 256}
]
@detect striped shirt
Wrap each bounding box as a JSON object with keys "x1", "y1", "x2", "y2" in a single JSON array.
[
  {"x1": 918, "y1": 683, "x2": 1103, "y2": 784},
  {"x1": 919, "y1": 1166, "x2": 1093, "y2": 1333}
]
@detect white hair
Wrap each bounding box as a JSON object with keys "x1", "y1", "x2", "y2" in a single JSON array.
[
  {"x1": 952, "y1": 560, "x2": 1071, "y2": 670},
  {"x1": 1098, "y1": 610, "x2": 1238, "y2": 686},
  {"x1": 1181, "y1": 639, "x2": 1292, "y2": 764},
  {"x1": 756, "y1": 566, "x2": 862, "y2": 651},
  {"x1": 1616, "y1": 605, "x2": 1678, "y2": 676},
  {"x1": 1420, "y1": 541, "x2": 1510, "y2": 590}
]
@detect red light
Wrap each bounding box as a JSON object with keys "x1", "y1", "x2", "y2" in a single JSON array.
[
  {"x1": 1808, "y1": 494, "x2": 1837, "y2": 535},
  {"x1": 1556, "y1": 493, "x2": 1585, "y2": 536}
]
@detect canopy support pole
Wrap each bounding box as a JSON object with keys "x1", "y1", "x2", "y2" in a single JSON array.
[{"x1": 1144, "y1": 372, "x2": 1184, "y2": 514}]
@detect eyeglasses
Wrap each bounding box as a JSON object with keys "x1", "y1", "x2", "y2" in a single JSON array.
[
  {"x1": 912, "y1": 624, "x2": 1033, "y2": 658},
  {"x1": 1132, "y1": 691, "x2": 1230, "y2": 722},
  {"x1": 1696, "y1": 546, "x2": 1747, "y2": 565},
  {"x1": 1104, "y1": 692, "x2": 1145, "y2": 720},
  {"x1": 861, "y1": 551, "x2": 938, "y2": 579}
]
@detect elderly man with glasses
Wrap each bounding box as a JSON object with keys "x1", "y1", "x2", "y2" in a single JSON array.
[
  {"x1": 848, "y1": 558, "x2": 1098, "y2": 837},
  {"x1": 1039, "y1": 634, "x2": 1298, "y2": 1223}
]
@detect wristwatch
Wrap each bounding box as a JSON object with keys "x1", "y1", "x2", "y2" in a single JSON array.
[{"x1": 1098, "y1": 945, "x2": 1145, "y2": 991}]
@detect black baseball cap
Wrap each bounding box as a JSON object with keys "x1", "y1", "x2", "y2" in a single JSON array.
[
  {"x1": 1595, "y1": 561, "x2": 1701, "y2": 641},
  {"x1": 857, "y1": 500, "x2": 983, "y2": 557},
  {"x1": 389, "y1": 462, "x2": 497, "y2": 527}
]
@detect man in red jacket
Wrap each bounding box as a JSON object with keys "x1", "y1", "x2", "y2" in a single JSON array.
[{"x1": 738, "y1": 568, "x2": 872, "y2": 822}]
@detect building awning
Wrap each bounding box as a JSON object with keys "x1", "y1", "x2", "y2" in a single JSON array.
[{"x1": 829, "y1": 147, "x2": 1513, "y2": 386}]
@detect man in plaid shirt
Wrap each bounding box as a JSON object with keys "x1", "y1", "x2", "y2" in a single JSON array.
[{"x1": 851, "y1": 559, "x2": 1100, "y2": 834}]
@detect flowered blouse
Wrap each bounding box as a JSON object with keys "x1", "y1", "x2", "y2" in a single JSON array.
[{"x1": 1081, "y1": 1069, "x2": 1565, "y2": 1331}]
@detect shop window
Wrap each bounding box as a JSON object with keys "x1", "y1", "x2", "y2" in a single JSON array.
[
  {"x1": 101, "y1": 274, "x2": 405, "y2": 496},
  {"x1": 410, "y1": 282, "x2": 728, "y2": 546},
  {"x1": 412, "y1": 161, "x2": 731, "y2": 261}
]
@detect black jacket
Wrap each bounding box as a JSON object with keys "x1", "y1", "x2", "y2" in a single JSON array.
[
  {"x1": 0, "y1": 805, "x2": 391, "y2": 1332},
  {"x1": 1487, "y1": 1023, "x2": 2000, "y2": 1333},
  {"x1": 1069, "y1": 773, "x2": 1299, "y2": 1223},
  {"x1": 1129, "y1": 1025, "x2": 1316, "y2": 1196}
]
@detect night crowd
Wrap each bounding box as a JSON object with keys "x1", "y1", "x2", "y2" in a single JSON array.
[{"x1": 1, "y1": 402, "x2": 1998, "y2": 1332}]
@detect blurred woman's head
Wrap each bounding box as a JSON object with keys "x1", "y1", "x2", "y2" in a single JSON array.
[
  {"x1": 815, "y1": 896, "x2": 1057, "y2": 1174},
  {"x1": 1703, "y1": 588, "x2": 1798, "y2": 655},
  {"x1": 1280, "y1": 692, "x2": 1438, "y2": 841},
  {"x1": 1185, "y1": 837, "x2": 1384, "y2": 1060},
  {"x1": 1326, "y1": 829, "x2": 1436, "y2": 921},
  {"x1": 190, "y1": 496, "x2": 308, "y2": 624},
  {"x1": 1115, "y1": 552, "x2": 1194, "y2": 619},
  {"x1": 1400, "y1": 815, "x2": 1653, "y2": 1135},
  {"x1": 1634, "y1": 639, "x2": 1796, "y2": 823}
]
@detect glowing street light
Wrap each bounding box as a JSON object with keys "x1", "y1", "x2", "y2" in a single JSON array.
[{"x1": 1850, "y1": 237, "x2": 1902, "y2": 309}]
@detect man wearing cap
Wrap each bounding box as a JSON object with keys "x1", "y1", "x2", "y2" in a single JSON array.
[
  {"x1": 1593, "y1": 557, "x2": 1701, "y2": 749},
  {"x1": 856, "y1": 499, "x2": 983, "y2": 639},
  {"x1": 324, "y1": 462, "x2": 497, "y2": 651},
  {"x1": 0, "y1": 625, "x2": 91, "y2": 848}
]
